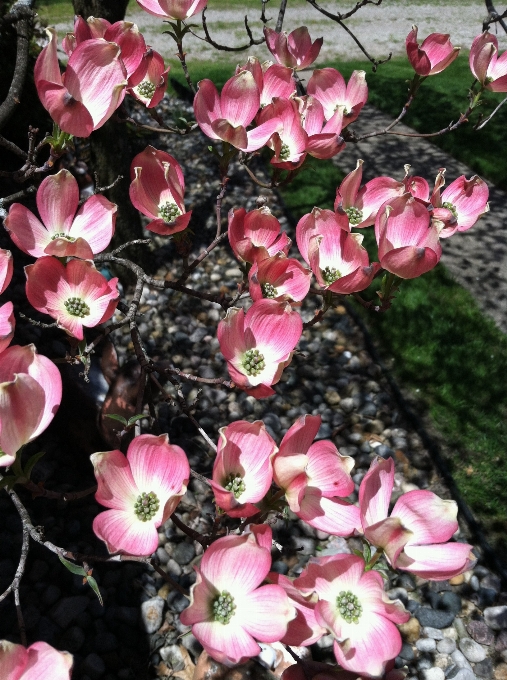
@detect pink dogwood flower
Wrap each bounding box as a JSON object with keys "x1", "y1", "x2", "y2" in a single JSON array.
[
  {"x1": 135, "y1": 0, "x2": 208, "y2": 20},
  {"x1": 91, "y1": 434, "x2": 190, "y2": 555},
  {"x1": 469, "y1": 32, "x2": 507, "y2": 92},
  {"x1": 128, "y1": 48, "x2": 170, "y2": 108},
  {"x1": 217, "y1": 299, "x2": 302, "y2": 399},
  {"x1": 297, "y1": 208, "x2": 380, "y2": 294},
  {"x1": 211, "y1": 420, "x2": 277, "y2": 517},
  {"x1": 0, "y1": 303, "x2": 15, "y2": 355},
  {"x1": 194, "y1": 72, "x2": 281, "y2": 151},
  {"x1": 129, "y1": 146, "x2": 191, "y2": 235},
  {"x1": 273, "y1": 414, "x2": 360, "y2": 535},
  {"x1": 249, "y1": 253, "x2": 312, "y2": 303},
  {"x1": 264, "y1": 26, "x2": 323, "y2": 70},
  {"x1": 0, "y1": 640, "x2": 73, "y2": 680},
  {"x1": 35, "y1": 28, "x2": 127, "y2": 137},
  {"x1": 0, "y1": 249, "x2": 13, "y2": 294},
  {"x1": 295, "y1": 554, "x2": 409, "y2": 677},
  {"x1": 298, "y1": 96, "x2": 346, "y2": 161},
  {"x1": 0, "y1": 344, "x2": 62, "y2": 466},
  {"x1": 308, "y1": 68, "x2": 368, "y2": 127},
  {"x1": 257, "y1": 98, "x2": 308, "y2": 169},
  {"x1": 406, "y1": 26, "x2": 460, "y2": 76},
  {"x1": 228, "y1": 206, "x2": 291, "y2": 264},
  {"x1": 25, "y1": 258, "x2": 119, "y2": 341},
  {"x1": 180, "y1": 524, "x2": 295, "y2": 665},
  {"x1": 237, "y1": 57, "x2": 296, "y2": 106},
  {"x1": 375, "y1": 194, "x2": 442, "y2": 279},
  {"x1": 430, "y1": 170, "x2": 489, "y2": 238},
  {"x1": 359, "y1": 457, "x2": 476, "y2": 580},
  {"x1": 5, "y1": 170, "x2": 116, "y2": 260}
]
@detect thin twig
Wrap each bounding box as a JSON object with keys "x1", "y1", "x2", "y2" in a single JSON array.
[
  {"x1": 189, "y1": 7, "x2": 265, "y2": 52},
  {"x1": 275, "y1": 0, "x2": 288, "y2": 32},
  {"x1": 484, "y1": 0, "x2": 507, "y2": 32},
  {"x1": 22, "y1": 480, "x2": 98, "y2": 501},
  {"x1": 0, "y1": 133, "x2": 27, "y2": 158}
]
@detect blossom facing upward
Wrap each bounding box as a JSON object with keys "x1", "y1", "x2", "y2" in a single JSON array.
[
  {"x1": 128, "y1": 48, "x2": 170, "y2": 108},
  {"x1": 135, "y1": 0, "x2": 208, "y2": 20},
  {"x1": 228, "y1": 206, "x2": 291, "y2": 264},
  {"x1": 91, "y1": 434, "x2": 190, "y2": 555},
  {"x1": 5, "y1": 169, "x2": 116, "y2": 260},
  {"x1": 307, "y1": 68, "x2": 368, "y2": 127},
  {"x1": 406, "y1": 26, "x2": 460, "y2": 76},
  {"x1": 0, "y1": 640, "x2": 73, "y2": 680},
  {"x1": 25, "y1": 258, "x2": 119, "y2": 341},
  {"x1": 180, "y1": 525, "x2": 295, "y2": 665},
  {"x1": 430, "y1": 170, "x2": 489, "y2": 238},
  {"x1": 264, "y1": 26, "x2": 323, "y2": 70}
]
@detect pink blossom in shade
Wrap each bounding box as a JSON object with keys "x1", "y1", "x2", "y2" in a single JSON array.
[
  {"x1": 34, "y1": 28, "x2": 127, "y2": 138},
  {"x1": 469, "y1": 32, "x2": 507, "y2": 92},
  {"x1": 273, "y1": 414, "x2": 360, "y2": 536},
  {"x1": 129, "y1": 145, "x2": 191, "y2": 236},
  {"x1": 375, "y1": 194, "x2": 442, "y2": 279},
  {"x1": 180, "y1": 524, "x2": 295, "y2": 666},
  {"x1": 0, "y1": 639, "x2": 73, "y2": 680},
  {"x1": 91, "y1": 433, "x2": 190, "y2": 555},
  {"x1": 0, "y1": 250, "x2": 13, "y2": 296},
  {"x1": 217, "y1": 299, "x2": 302, "y2": 399},
  {"x1": 5, "y1": 170, "x2": 116, "y2": 260},
  {"x1": 0, "y1": 303, "x2": 15, "y2": 355},
  {"x1": 296, "y1": 208, "x2": 379, "y2": 295},
  {"x1": 406, "y1": 26, "x2": 460, "y2": 76},
  {"x1": 135, "y1": 0, "x2": 208, "y2": 20},
  {"x1": 128, "y1": 48, "x2": 170, "y2": 108},
  {"x1": 249, "y1": 253, "x2": 312, "y2": 303},
  {"x1": 359, "y1": 457, "x2": 476, "y2": 581},
  {"x1": 264, "y1": 26, "x2": 323, "y2": 70},
  {"x1": 228, "y1": 206, "x2": 291, "y2": 264},
  {"x1": 267, "y1": 572, "x2": 326, "y2": 647},
  {"x1": 307, "y1": 68, "x2": 368, "y2": 127},
  {"x1": 430, "y1": 170, "x2": 490, "y2": 238},
  {"x1": 0, "y1": 344, "x2": 62, "y2": 466},
  {"x1": 257, "y1": 97, "x2": 308, "y2": 169},
  {"x1": 210, "y1": 420, "x2": 277, "y2": 518},
  {"x1": 62, "y1": 16, "x2": 111, "y2": 56},
  {"x1": 295, "y1": 554, "x2": 409, "y2": 677},
  {"x1": 193, "y1": 73, "x2": 282, "y2": 152},
  {"x1": 25, "y1": 258, "x2": 119, "y2": 342}
]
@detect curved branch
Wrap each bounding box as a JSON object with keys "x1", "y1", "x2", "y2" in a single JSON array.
[
  {"x1": 189, "y1": 7, "x2": 265, "y2": 52},
  {"x1": 484, "y1": 0, "x2": 507, "y2": 33}
]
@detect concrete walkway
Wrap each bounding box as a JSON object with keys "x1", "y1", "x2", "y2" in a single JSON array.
[{"x1": 332, "y1": 105, "x2": 507, "y2": 334}]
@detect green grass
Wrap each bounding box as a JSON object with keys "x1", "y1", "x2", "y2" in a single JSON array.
[{"x1": 35, "y1": 0, "x2": 74, "y2": 24}]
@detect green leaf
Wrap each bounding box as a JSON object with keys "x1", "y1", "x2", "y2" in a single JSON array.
[
  {"x1": 23, "y1": 451, "x2": 45, "y2": 480},
  {"x1": 58, "y1": 554, "x2": 87, "y2": 576},
  {"x1": 0, "y1": 475, "x2": 18, "y2": 490},
  {"x1": 362, "y1": 542, "x2": 372, "y2": 563},
  {"x1": 127, "y1": 414, "x2": 145, "y2": 426},
  {"x1": 351, "y1": 548, "x2": 364, "y2": 558},
  {"x1": 77, "y1": 339, "x2": 87, "y2": 356},
  {"x1": 85, "y1": 575, "x2": 104, "y2": 606},
  {"x1": 104, "y1": 414, "x2": 128, "y2": 426}
]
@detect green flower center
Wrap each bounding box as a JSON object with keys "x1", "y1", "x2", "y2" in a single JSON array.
[
  {"x1": 442, "y1": 201, "x2": 458, "y2": 219},
  {"x1": 279, "y1": 142, "x2": 291, "y2": 161},
  {"x1": 322, "y1": 266, "x2": 342, "y2": 285},
  {"x1": 64, "y1": 297, "x2": 90, "y2": 318},
  {"x1": 134, "y1": 491, "x2": 160, "y2": 521},
  {"x1": 136, "y1": 80, "x2": 156, "y2": 99},
  {"x1": 261, "y1": 282, "x2": 278, "y2": 299},
  {"x1": 51, "y1": 232, "x2": 76, "y2": 242},
  {"x1": 213, "y1": 590, "x2": 236, "y2": 624},
  {"x1": 159, "y1": 202, "x2": 182, "y2": 223},
  {"x1": 336, "y1": 590, "x2": 362, "y2": 624},
  {"x1": 345, "y1": 206, "x2": 363, "y2": 225},
  {"x1": 224, "y1": 474, "x2": 246, "y2": 498},
  {"x1": 242, "y1": 348, "x2": 265, "y2": 376}
]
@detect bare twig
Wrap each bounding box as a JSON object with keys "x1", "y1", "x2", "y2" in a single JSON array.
[
  {"x1": 275, "y1": 0, "x2": 288, "y2": 32},
  {"x1": 22, "y1": 481, "x2": 98, "y2": 501},
  {"x1": 475, "y1": 94, "x2": 507, "y2": 129},
  {"x1": 157, "y1": 364, "x2": 233, "y2": 388},
  {"x1": 484, "y1": 0, "x2": 507, "y2": 32},
  {"x1": 0, "y1": 133, "x2": 27, "y2": 158},
  {"x1": 189, "y1": 7, "x2": 265, "y2": 52},
  {"x1": 178, "y1": 231, "x2": 229, "y2": 282}
]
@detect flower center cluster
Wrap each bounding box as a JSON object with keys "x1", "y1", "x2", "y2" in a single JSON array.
[
  {"x1": 336, "y1": 590, "x2": 362, "y2": 624},
  {"x1": 279, "y1": 143, "x2": 291, "y2": 161},
  {"x1": 134, "y1": 491, "x2": 160, "y2": 521},
  {"x1": 64, "y1": 297, "x2": 90, "y2": 318},
  {"x1": 321, "y1": 266, "x2": 342, "y2": 285},
  {"x1": 159, "y1": 202, "x2": 182, "y2": 223},
  {"x1": 242, "y1": 348, "x2": 266, "y2": 376},
  {"x1": 213, "y1": 591, "x2": 236, "y2": 624},
  {"x1": 51, "y1": 232, "x2": 76, "y2": 242},
  {"x1": 261, "y1": 282, "x2": 278, "y2": 299},
  {"x1": 345, "y1": 206, "x2": 363, "y2": 225},
  {"x1": 224, "y1": 474, "x2": 246, "y2": 498},
  {"x1": 137, "y1": 80, "x2": 156, "y2": 99},
  {"x1": 442, "y1": 201, "x2": 458, "y2": 219}
]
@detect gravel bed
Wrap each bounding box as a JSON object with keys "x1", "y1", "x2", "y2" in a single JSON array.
[{"x1": 1, "y1": 94, "x2": 507, "y2": 680}]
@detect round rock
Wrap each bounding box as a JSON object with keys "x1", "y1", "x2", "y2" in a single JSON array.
[
  {"x1": 421, "y1": 668, "x2": 445, "y2": 680},
  {"x1": 459, "y1": 638, "x2": 487, "y2": 663},
  {"x1": 484, "y1": 606, "x2": 507, "y2": 630},
  {"x1": 141, "y1": 597, "x2": 165, "y2": 634}
]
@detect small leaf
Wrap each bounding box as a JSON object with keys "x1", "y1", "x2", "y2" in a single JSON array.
[
  {"x1": 77, "y1": 339, "x2": 87, "y2": 356},
  {"x1": 362, "y1": 542, "x2": 372, "y2": 563},
  {"x1": 351, "y1": 548, "x2": 364, "y2": 558},
  {"x1": 58, "y1": 554, "x2": 87, "y2": 576},
  {"x1": 23, "y1": 450, "x2": 46, "y2": 480},
  {"x1": 127, "y1": 414, "x2": 145, "y2": 426},
  {"x1": 104, "y1": 414, "x2": 128, "y2": 425},
  {"x1": 85, "y1": 575, "x2": 104, "y2": 606}
]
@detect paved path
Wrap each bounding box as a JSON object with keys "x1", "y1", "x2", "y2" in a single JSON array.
[{"x1": 331, "y1": 105, "x2": 507, "y2": 334}]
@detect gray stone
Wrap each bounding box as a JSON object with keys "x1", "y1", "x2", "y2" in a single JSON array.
[
  {"x1": 438, "y1": 638, "x2": 457, "y2": 654},
  {"x1": 421, "y1": 668, "x2": 445, "y2": 680},
  {"x1": 446, "y1": 670, "x2": 476, "y2": 680},
  {"x1": 399, "y1": 643, "x2": 415, "y2": 661},
  {"x1": 82, "y1": 652, "x2": 105, "y2": 679},
  {"x1": 496, "y1": 630, "x2": 507, "y2": 652},
  {"x1": 484, "y1": 606, "x2": 507, "y2": 630},
  {"x1": 160, "y1": 644, "x2": 185, "y2": 670},
  {"x1": 454, "y1": 618, "x2": 468, "y2": 638},
  {"x1": 459, "y1": 638, "x2": 486, "y2": 663},
  {"x1": 466, "y1": 620, "x2": 494, "y2": 646},
  {"x1": 388, "y1": 587, "x2": 409, "y2": 605},
  {"x1": 450, "y1": 650, "x2": 472, "y2": 671},
  {"x1": 423, "y1": 627, "x2": 445, "y2": 640},
  {"x1": 417, "y1": 638, "x2": 437, "y2": 652},
  {"x1": 474, "y1": 659, "x2": 493, "y2": 679},
  {"x1": 173, "y1": 541, "x2": 196, "y2": 565},
  {"x1": 50, "y1": 596, "x2": 89, "y2": 628},
  {"x1": 340, "y1": 397, "x2": 355, "y2": 413},
  {"x1": 141, "y1": 597, "x2": 165, "y2": 634},
  {"x1": 416, "y1": 607, "x2": 456, "y2": 629}
]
